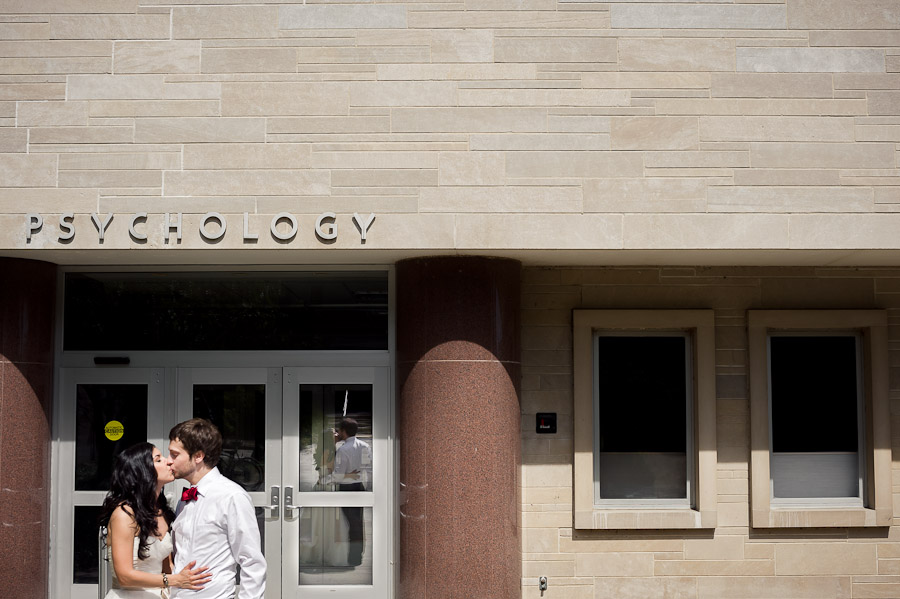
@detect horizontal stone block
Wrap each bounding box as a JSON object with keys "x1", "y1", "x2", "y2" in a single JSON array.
[
  {"x1": 858, "y1": 124, "x2": 900, "y2": 142},
  {"x1": 471, "y1": 134, "x2": 609, "y2": 151},
  {"x1": 576, "y1": 553, "x2": 654, "y2": 577},
  {"x1": 506, "y1": 151, "x2": 643, "y2": 178},
  {"x1": 0, "y1": 56, "x2": 109, "y2": 75},
  {"x1": 0, "y1": 82, "x2": 67, "y2": 102},
  {"x1": 456, "y1": 214, "x2": 622, "y2": 249},
  {"x1": 868, "y1": 92, "x2": 900, "y2": 116},
  {"x1": 431, "y1": 30, "x2": 493, "y2": 63},
  {"x1": 134, "y1": 118, "x2": 265, "y2": 144},
  {"x1": 733, "y1": 169, "x2": 839, "y2": 186},
  {"x1": 656, "y1": 560, "x2": 773, "y2": 576},
  {"x1": 624, "y1": 214, "x2": 789, "y2": 249},
  {"x1": 788, "y1": 0, "x2": 900, "y2": 29},
  {"x1": 789, "y1": 214, "x2": 900, "y2": 249},
  {"x1": 267, "y1": 116, "x2": 390, "y2": 134},
  {"x1": 737, "y1": 48, "x2": 885, "y2": 73},
  {"x1": 392, "y1": 107, "x2": 546, "y2": 133},
  {"x1": 331, "y1": 169, "x2": 436, "y2": 187},
  {"x1": 201, "y1": 48, "x2": 297, "y2": 74},
  {"x1": 699, "y1": 576, "x2": 851, "y2": 598},
  {"x1": 0, "y1": 40, "x2": 110, "y2": 58},
  {"x1": 183, "y1": 144, "x2": 308, "y2": 170},
  {"x1": 58, "y1": 170, "x2": 162, "y2": 188},
  {"x1": 684, "y1": 536, "x2": 744, "y2": 561},
  {"x1": 298, "y1": 46, "x2": 429, "y2": 64},
  {"x1": 644, "y1": 151, "x2": 748, "y2": 168},
  {"x1": 280, "y1": 5, "x2": 407, "y2": 29},
  {"x1": 812, "y1": 30, "x2": 900, "y2": 47},
  {"x1": 711, "y1": 73, "x2": 833, "y2": 99},
  {"x1": 0, "y1": 188, "x2": 97, "y2": 213},
  {"x1": 59, "y1": 152, "x2": 180, "y2": 171},
  {"x1": 438, "y1": 152, "x2": 504, "y2": 186},
  {"x1": 0, "y1": 154, "x2": 57, "y2": 186},
  {"x1": 834, "y1": 74, "x2": 900, "y2": 90},
  {"x1": 0, "y1": 128, "x2": 27, "y2": 152},
  {"x1": 548, "y1": 115, "x2": 611, "y2": 134},
  {"x1": 173, "y1": 6, "x2": 279, "y2": 39},
  {"x1": 165, "y1": 170, "x2": 330, "y2": 196},
  {"x1": 309, "y1": 151, "x2": 436, "y2": 169},
  {"x1": 115, "y1": 41, "x2": 200, "y2": 75},
  {"x1": 584, "y1": 72, "x2": 710, "y2": 90},
  {"x1": 751, "y1": 142, "x2": 895, "y2": 169},
  {"x1": 612, "y1": 116, "x2": 698, "y2": 150},
  {"x1": 377, "y1": 64, "x2": 536, "y2": 81},
  {"x1": 585, "y1": 178, "x2": 707, "y2": 212},
  {"x1": 222, "y1": 82, "x2": 349, "y2": 116},
  {"x1": 611, "y1": 4, "x2": 785, "y2": 29},
  {"x1": 460, "y1": 89, "x2": 629, "y2": 108},
  {"x1": 349, "y1": 81, "x2": 457, "y2": 107},
  {"x1": 89, "y1": 100, "x2": 220, "y2": 118},
  {"x1": 495, "y1": 37, "x2": 616, "y2": 63},
  {"x1": 594, "y1": 577, "x2": 697, "y2": 599},
  {"x1": 420, "y1": 186, "x2": 582, "y2": 213},
  {"x1": 29, "y1": 126, "x2": 133, "y2": 144},
  {"x1": 16, "y1": 101, "x2": 88, "y2": 126},
  {"x1": 408, "y1": 10, "x2": 609, "y2": 29},
  {"x1": 0, "y1": 0, "x2": 135, "y2": 12},
  {"x1": 776, "y1": 543, "x2": 876, "y2": 576},
  {"x1": 50, "y1": 14, "x2": 169, "y2": 40},
  {"x1": 700, "y1": 117, "x2": 855, "y2": 142},
  {"x1": 657, "y1": 98, "x2": 866, "y2": 116},
  {"x1": 620, "y1": 38, "x2": 734, "y2": 72},
  {"x1": 68, "y1": 75, "x2": 219, "y2": 100},
  {"x1": 256, "y1": 195, "x2": 419, "y2": 215}
]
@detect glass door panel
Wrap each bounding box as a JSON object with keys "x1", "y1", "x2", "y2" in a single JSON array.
[{"x1": 283, "y1": 367, "x2": 389, "y2": 599}]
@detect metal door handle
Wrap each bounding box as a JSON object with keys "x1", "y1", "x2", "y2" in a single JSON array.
[
  {"x1": 261, "y1": 485, "x2": 280, "y2": 516},
  {"x1": 284, "y1": 486, "x2": 300, "y2": 518}
]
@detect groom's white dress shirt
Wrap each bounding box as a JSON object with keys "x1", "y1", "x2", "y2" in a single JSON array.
[{"x1": 171, "y1": 467, "x2": 266, "y2": 599}]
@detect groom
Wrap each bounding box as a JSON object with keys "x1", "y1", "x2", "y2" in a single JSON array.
[{"x1": 167, "y1": 418, "x2": 266, "y2": 599}]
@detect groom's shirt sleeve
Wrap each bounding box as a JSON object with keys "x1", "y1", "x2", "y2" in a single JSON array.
[{"x1": 225, "y1": 491, "x2": 266, "y2": 599}]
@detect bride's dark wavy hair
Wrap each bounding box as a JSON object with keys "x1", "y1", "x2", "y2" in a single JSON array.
[{"x1": 99, "y1": 442, "x2": 175, "y2": 560}]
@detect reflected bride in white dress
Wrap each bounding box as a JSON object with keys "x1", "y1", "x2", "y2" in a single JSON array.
[{"x1": 298, "y1": 441, "x2": 351, "y2": 570}]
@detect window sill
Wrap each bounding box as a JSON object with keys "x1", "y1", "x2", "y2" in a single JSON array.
[
  {"x1": 752, "y1": 506, "x2": 890, "y2": 528},
  {"x1": 575, "y1": 508, "x2": 716, "y2": 530}
]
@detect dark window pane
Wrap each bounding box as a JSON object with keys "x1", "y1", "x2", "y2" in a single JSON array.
[
  {"x1": 75, "y1": 384, "x2": 148, "y2": 490},
  {"x1": 73, "y1": 505, "x2": 102, "y2": 584},
  {"x1": 193, "y1": 384, "x2": 266, "y2": 492},
  {"x1": 770, "y1": 336, "x2": 859, "y2": 453},
  {"x1": 64, "y1": 272, "x2": 388, "y2": 351}
]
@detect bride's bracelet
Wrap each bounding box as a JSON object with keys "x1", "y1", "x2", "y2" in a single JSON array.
[{"x1": 162, "y1": 573, "x2": 169, "y2": 589}]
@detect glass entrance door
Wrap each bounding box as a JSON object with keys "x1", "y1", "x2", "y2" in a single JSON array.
[{"x1": 282, "y1": 367, "x2": 390, "y2": 599}]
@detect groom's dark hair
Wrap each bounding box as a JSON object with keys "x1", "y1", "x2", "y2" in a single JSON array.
[{"x1": 169, "y1": 418, "x2": 222, "y2": 468}]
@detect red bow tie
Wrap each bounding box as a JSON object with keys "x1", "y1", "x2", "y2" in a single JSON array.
[{"x1": 181, "y1": 486, "x2": 199, "y2": 502}]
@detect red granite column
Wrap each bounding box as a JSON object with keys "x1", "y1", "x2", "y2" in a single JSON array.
[
  {"x1": 397, "y1": 256, "x2": 521, "y2": 599},
  {"x1": 0, "y1": 258, "x2": 56, "y2": 599}
]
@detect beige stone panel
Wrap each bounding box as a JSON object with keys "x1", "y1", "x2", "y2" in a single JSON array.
[
  {"x1": 407, "y1": 10, "x2": 609, "y2": 29},
  {"x1": 114, "y1": 42, "x2": 201, "y2": 75},
  {"x1": 0, "y1": 188, "x2": 96, "y2": 212},
  {"x1": 624, "y1": 214, "x2": 789, "y2": 249},
  {"x1": 165, "y1": 170, "x2": 330, "y2": 196},
  {"x1": 717, "y1": 477, "x2": 749, "y2": 495},
  {"x1": 813, "y1": 30, "x2": 900, "y2": 47},
  {"x1": 733, "y1": 169, "x2": 840, "y2": 186},
  {"x1": 221, "y1": 82, "x2": 349, "y2": 116},
  {"x1": 0, "y1": 57, "x2": 110, "y2": 75},
  {"x1": 298, "y1": 46, "x2": 429, "y2": 65},
  {"x1": 255, "y1": 195, "x2": 418, "y2": 214},
  {"x1": 0, "y1": 41, "x2": 110, "y2": 58},
  {"x1": 620, "y1": 38, "x2": 734, "y2": 72},
  {"x1": 857, "y1": 125, "x2": 900, "y2": 142},
  {"x1": 698, "y1": 576, "x2": 850, "y2": 599},
  {"x1": 420, "y1": 186, "x2": 582, "y2": 213},
  {"x1": 377, "y1": 64, "x2": 536, "y2": 81},
  {"x1": 349, "y1": 82, "x2": 457, "y2": 107},
  {"x1": 173, "y1": 6, "x2": 278, "y2": 39},
  {"x1": 657, "y1": 98, "x2": 866, "y2": 116},
  {"x1": 267, "y1": 116, "x2": 389, "y2": 134},
  {"x1": 853, "y1": 582, "x2": 900, "y2": 599},
  {"x1": 0, "y1": 128, "x2": 26, "y2": 152},
  {"x1": 522, "y1": 528, "x2": 559, "y2": 554},
  {"x1": 50, "y1": 14, "x2": 169, "y2": 40},
  {"x1": 592, "y1": 578, "x2": 697, "y2": 599},
  {"x1": 456, "y1": 214, "x2": 623, "y2": 249},
  {"x1": 17, "y1": 101, "x2": 88, "y2": 126},
  {"x1": 559, "y1": 537, "x2": 683, "y2": 554},
  {"x1": 684, "y1": 535, "x2": 743, "y2": 561},
  {"x1": 0, "y1": 154, "x2": 56, "y2": 187},
  {"x1": 612, "y1": 3, "x2": 785, "y2": 29},
  {"x1": 355, "y1": 30, "x2": 431, "y2": 47},
  {"x1": 331, "y1": 169, "x2": 437, "y2": 187},
  {"x1": 392, "y1": 107, "x2": 546, "y2": 133},
  {"x1": 751, "y1": 142, "x2": 895, "y2": 169},
  {"x1": 459, "y1": 89, "x2": 629, "y2": 107},
  {"x1": 184, "y1": 143, "x2": 309, "y2": 170},
  {"x1": 743, "y1": 543, "x2": 774, "y2": 560},
  {"x1": 309, "y1": 151, "x2": 436, "y2": 169},
  {"x1": 438, "y1": 152, "x2": 504, "y2": 186},
  {"x1": 521, "y1": 557, "x2": 575, "y2": 577},
  {"x1": 524, "y1": 487, "x2": 571, "y2": 505},
  {"x1": 0, "y1": 23, "x2": 49, "y2": 41},
  {"x1": 522, "y1": 584, "x2": 591, "y2": 599},
  {"x1": 29, "y1": 126, "x2": 133, "y2": 144},
  {"x1": 737, "y1": 48, "x2": 884, "y2": 73},
  {"x1": 98, "y1": 197, "x2": 259, "y2": 214},
  {"x1": 59, "y1": 170, "x2": 162, "y2": 188},
  {"x1": 644, "y1": 151, "x2": 747, "y2": 168},
  {"x1": 711, "y1": 73, "x2": 833, "y2": 99},
  {"x1": 585, "y1": 178, "x2": 707, "y2": 213},
  {"x1": 789, "y1": 214, "x2": 900, "y2": 249},
  {"x1": 431, "y1": 30, "x2": 493, "y2": 63},
  {"x1": 279, "y1": 5, "x2": 407, "y2": 29},
  {"x1": 776, "y1": 543, "x2": 876, "y2": 576},
  {"x1": 495, "y1": 37, "x2": 616, "y2": 64},
  {"x1": 716, "y1": 501, "x2": 750, "y2": 526},
  {"x1": 506, "y1": 151, "x2": 642, "y2": 178},
  {"x1": 583, "y1": 72, "x2": 710, "y2": 90},
  {"x1": 611, "y1": 117, "x2": 698, "y2": 151},
  {"x1": 471, "y1": 134, "x2": 609, "y2": 151},
  {"x1": 701, "y1": 117, "x2": 855, "y2": 143},
  {"x1": 575, "y1": 553, "x2": 654, "y2": 577},
  {"x1": 466, "y1": 0, "x2": 554, "y2": 10},
  {"x1": 520, "y1": 512, "x2": 572, "y2": 528},
  {"x1": 134, "y1": 117, "x2": 265, "y2": 144},
  {"x1": 0, "y1": 0, "x2": 137, "y2": 12},
  {"x1": 788, "y1": 0, "x2": 900, "y2": 29},
  {"x1": 59, "y1": 152, "x2": 179, "y2": 170},
  {"x1": 201, "y1": 48, "x2": 297, "y2": 74},
  {"x1": 874, "y1": 188, "x2": 900, "y2": 204},
  {"x1": 68, "y1": 75, "x2": 220, "y2": 100},
  {"x1": 869, "y1": 92, "x2": 900, "y2": 116},
  {"x1": 89, "y1": 100, "x2": 220, "y2": 118},
  {"x1": 834, "y1": 74, "x2": 900, "y2": 91},
  {"x1": 656, "y1": 560, "x2": 773, "y2": 576}
]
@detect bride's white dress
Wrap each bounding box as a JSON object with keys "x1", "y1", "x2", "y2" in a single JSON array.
[{"x1": 105, "y1": 533, "x2": 172, "y2": 599}]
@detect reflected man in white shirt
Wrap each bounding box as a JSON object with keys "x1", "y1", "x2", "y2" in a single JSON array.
[
  {"x1": 333, "y1": 417, "x2": 371, "y2": 567},
  {"x1": 167, "y1": 418, "x2": 266, "y2": 599}
]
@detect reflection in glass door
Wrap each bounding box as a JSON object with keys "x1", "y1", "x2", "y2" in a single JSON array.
[{"x1": 283, "y1": 368, "x2": 389, "y2": 599}]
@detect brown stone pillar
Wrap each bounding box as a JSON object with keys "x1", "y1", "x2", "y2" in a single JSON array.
[
  {"x1": 397, "y1": 256, "x2": 521, "y2": 599},
  {"x1": 0, "y1": 258, "x2": 56, "y2": 599}
]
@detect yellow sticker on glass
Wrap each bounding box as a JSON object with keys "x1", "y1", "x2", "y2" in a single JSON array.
[{"x1": 104, "y1": 420, "x2": 124, "y2": 441}]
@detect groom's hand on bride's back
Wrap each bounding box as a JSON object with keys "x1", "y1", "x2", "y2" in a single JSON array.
[{"x1": 172, "y1": 560, "x2": 213, "y2": 590}]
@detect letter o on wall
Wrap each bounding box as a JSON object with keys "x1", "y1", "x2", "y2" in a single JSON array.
[
  {"x1": 270, "y1": 212, "x2": 298, "y2": 241},
  {"x1": 200, "y1": 212, "x2": 227, "y2": 242}
]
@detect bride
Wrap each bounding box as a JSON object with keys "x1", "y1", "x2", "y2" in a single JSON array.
[{"x1": 99, "y1": 442, "x2": 211, "y2": 598}]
